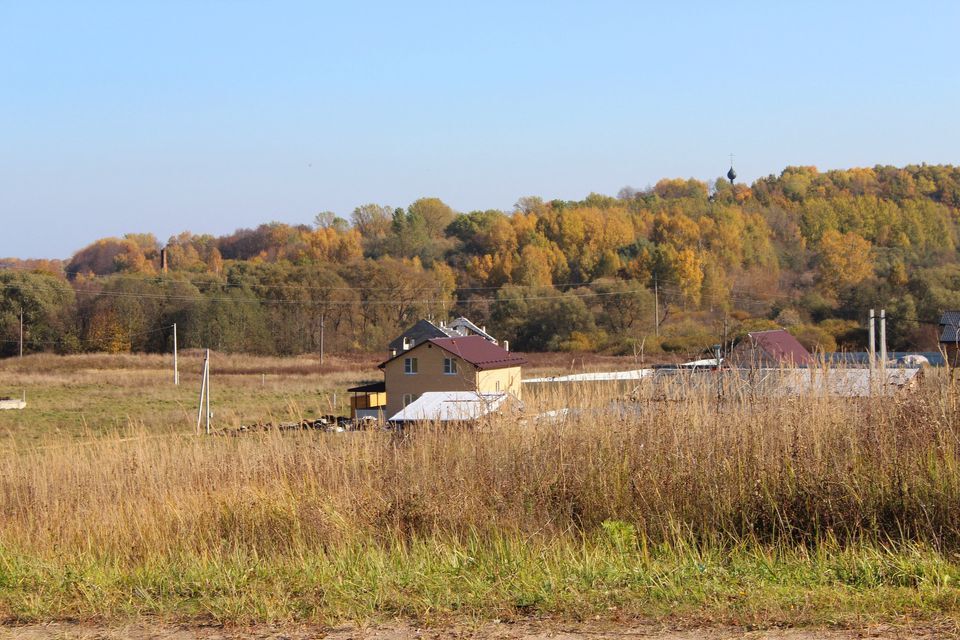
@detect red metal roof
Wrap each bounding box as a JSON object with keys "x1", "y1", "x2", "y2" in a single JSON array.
[
  {"x1": 748, "y1": 329, "x2": 813, "y2": 365},
  {"x1": 379, "y1": 335, "x2": 526, "y2": 371},
  {"x1": 429, "y1": 336, "x2": 527, "y2": 370}
]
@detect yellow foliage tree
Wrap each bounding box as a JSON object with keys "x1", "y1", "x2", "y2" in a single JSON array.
[{"x1": 818, "y1": 230, "x2": 873, "y2": 294}]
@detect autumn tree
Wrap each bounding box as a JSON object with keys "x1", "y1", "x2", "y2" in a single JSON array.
[
  {"x1": 817, "y1": 230, "x2": 873, "y2": 295},
  {"x1": 0, "y1": 271, "x2": 77, "y2": 355}
]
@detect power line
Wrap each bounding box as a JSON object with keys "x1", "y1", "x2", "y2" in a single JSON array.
[
  {"x1": 0, "y1": 280, "x2": 663, "y2": 307},
  {"x1": 0, "y1": 324, "x2": 174, "y2": 347},
  {"x1": 0, "y1": 263, "x2": 603, "y2": 293}
]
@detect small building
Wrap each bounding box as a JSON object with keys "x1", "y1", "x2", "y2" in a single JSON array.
[
  {"x1": 387, "y1": 317, "x2": 499, "y2": 356},
  {"x1": 379, "y1": 335, "x2": 526, "y2": 419},
  {"x1": 347, "y1": 381, "x2": 387, "y2": 420},
  {"x1": 726, "y1": 329, "x2": 813, "y2": 368},
  {"x1": 388, "y1": 390, "x2": 518, "y2": 423},
  {"x1": 938, "y1": 311, "x2": 960, "y2": 364}
]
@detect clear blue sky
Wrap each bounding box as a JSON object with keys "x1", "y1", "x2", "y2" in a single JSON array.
[{"x1": 2, "y1": 1, "x2": 958, "y2": 259}]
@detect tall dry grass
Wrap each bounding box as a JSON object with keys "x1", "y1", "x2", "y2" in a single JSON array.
[{"x1": 0, "y1": 369, "x2": 958, "y2": 566}]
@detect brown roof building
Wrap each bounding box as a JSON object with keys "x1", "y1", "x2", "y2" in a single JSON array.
[
  {"x1": 726, "y1": 329, "x2": 813, "y2": 368},
  {"x1": 378, "y1": 335, "x2": 526, "y2": 419}
]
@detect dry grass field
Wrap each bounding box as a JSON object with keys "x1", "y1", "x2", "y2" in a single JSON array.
[
  {"x1": 0, "y1": 352, "x2": 958, "y2": 633},
  {"x1": 0, "y1": 351, "x2": 382, "y2": 443}
]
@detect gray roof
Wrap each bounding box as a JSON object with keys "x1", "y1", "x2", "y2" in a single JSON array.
[
  {"x1": 447, "y1": 317, "x2": 498, "y2": 344},
  {"x1": 387, "y1": 320, "x2": 450, "y2": 353},
  {"x1": 387, "y1": 317, "x2": 497, "y2": 353},
  {"x1": 939, "y1": 311, "x2": 960, "y2": 342}
]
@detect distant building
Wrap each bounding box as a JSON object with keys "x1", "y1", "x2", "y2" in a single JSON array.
[
  {"x1": 379, "y1": 335, "x2": 526, "y2": 419},
  {"x1": 726, "y1": 329, "x2": 813, "y2": 368},
  {"x1": 938, "y1": 311, "x2": 960, "y2": 364},
  {"x1": 387, "y1": 317, "x2": 498, "y2": 356}
]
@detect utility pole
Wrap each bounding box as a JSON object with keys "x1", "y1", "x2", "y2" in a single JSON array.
[
  {"x1": 19, "y1": 307, "x2": 23, "y2": 359},
  {"x1": 879, "y1": 309, "x2": 887, "y2": 371},
  {"x1": 320, "y1": 313, "x2": 325, "y2": 367},
  {"x1": 196, "y1": 349, "x2": 211, "y2": 435},
  {"x1": 868, "y1": 309, "x2": 876, "y2": 371},
  {"x1": 173, "y1": 323, "x2": 179, "y2": 385},
  {"x1": 654, "y1": 278, "x2": 660, "y2": 337},
  {"x1": 205, "y1": 349, "x2": 211, "y2": 435},
  {"x1": 722, "y1": 315, "x2": 728, "y2": 361}
]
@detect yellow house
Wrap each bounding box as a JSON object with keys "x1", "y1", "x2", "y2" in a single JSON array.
[{"x1": 379, "y1": 336, "x2": 526, "y2": 419}]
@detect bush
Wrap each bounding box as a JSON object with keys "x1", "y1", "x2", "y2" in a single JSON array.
[{"x1": 788, "y1": 324, "x2": 837, "y2": 353}]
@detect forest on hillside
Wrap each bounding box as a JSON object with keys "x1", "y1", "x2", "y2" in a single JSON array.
[{"x1": 3, "y1": 164, "x2": 960, "y2": 358}]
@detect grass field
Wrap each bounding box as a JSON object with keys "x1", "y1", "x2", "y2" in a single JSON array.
[
  {"x1": 0, "y1": 351, "x2": 382, "y2": 443},
  {"x1": 0, "y1": 352, "x2": 958, "y2": 630}
]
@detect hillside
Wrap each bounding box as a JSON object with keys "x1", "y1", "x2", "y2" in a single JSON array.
[{"x1": 3, "y1": 164, "x2": 960, "y2": 357}]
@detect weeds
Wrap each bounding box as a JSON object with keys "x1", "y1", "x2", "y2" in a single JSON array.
[{"x1": 0, "y1": 354, "x2": 957, "y2": 623}]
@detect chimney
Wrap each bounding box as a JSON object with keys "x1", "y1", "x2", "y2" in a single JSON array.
[
  {"x1": 503, "y1": 340, "x2": 509, "y2": 352},
  {"x1": 160, "y1": 247, "x2": 168, "y2": 273},
  {"x1": 391, "y1": 348, "x2": 397, "y2": 357}
]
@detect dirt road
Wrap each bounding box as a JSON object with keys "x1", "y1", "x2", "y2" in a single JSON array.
[{"x1": 0, "y1": 621, "x2": 951, "y2": 640}]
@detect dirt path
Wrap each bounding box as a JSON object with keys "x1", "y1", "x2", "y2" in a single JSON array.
[{"x1": 0, "y1": 621, "x2": 951, "y2": 640}]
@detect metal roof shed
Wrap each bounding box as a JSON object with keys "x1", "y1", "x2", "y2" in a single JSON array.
[{"x1": 388, "y1": 391, "x2": 516, "y2": 423}]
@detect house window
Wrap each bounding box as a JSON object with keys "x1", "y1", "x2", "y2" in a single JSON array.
[
  {"x1": 404, "y1": 357, "x2": 418, "y2": 374},
  {"x1": 403, "y1": 393, "x2": 414, "y2": 407},
  {"x1": 443, "y1": 357, "x2": 457, "y2": 375}
]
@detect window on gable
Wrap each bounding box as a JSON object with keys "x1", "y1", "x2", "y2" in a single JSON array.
[
  {"x1": 443, "y1": 357, "x2": 457, "y2": 374},
  {"x1": 404, "y1": 357, "x2": 418, "y2": 374}
]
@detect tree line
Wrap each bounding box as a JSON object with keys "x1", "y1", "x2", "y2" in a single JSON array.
[{"x1": 3, "y1": 163, "x2": 960, "y2": 358}]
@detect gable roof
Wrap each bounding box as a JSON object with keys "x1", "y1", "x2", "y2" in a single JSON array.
[
  {"x1": 939, "y1": 311, "x2": 960, "y2": 342},
  {"x1": 387, "y1": 319, "x2": 450, "y2": 353},
  {"x1": 744, "y1": 329, "x2": 813, "y2": 365},
  {"x1": 379, "y1": 335, "x2": 526, "y2": 371},
  {"x1": 387, "y1": 317, "x2": 498, "y2": 353},
  {"x1": 428, "y1": 336, "x2": 527, "y2": 370},
  {"x1": 447, "y1": 317, "x2": 498, "y2": 343}
]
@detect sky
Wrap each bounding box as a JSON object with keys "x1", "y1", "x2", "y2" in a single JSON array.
[{"x1": 2, "y1": 1, "x2": 959, "y2": 259}]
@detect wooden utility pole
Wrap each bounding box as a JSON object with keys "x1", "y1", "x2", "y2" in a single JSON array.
[
  {"x1": 196, "y1": 349, "x2": 211, "y2": 434},
  {"x1": 205, "y1": 349, "x2": 211, "y2": 435},
  {"x1": 19, "y1": 307, "x2": 23, "y2": 358},
  {"x1": 880, "y1": 309, "x2": 887, "y2": 372}
]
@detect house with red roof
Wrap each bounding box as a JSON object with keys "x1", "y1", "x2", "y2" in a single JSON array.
[
  {"x1": 726, "y1": 329, "x2": 813, "y2": 368},
  {"x1": 377, "y1": 335, "x2": 526, "y2": 419}
]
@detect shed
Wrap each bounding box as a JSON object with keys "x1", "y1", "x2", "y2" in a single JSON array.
[
  {"x1": 387, "y1": 391, "x2": 516, "y2": 423},
  {"x1": 347, "y1": 381, "x2": 387, "y2": 420}
]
